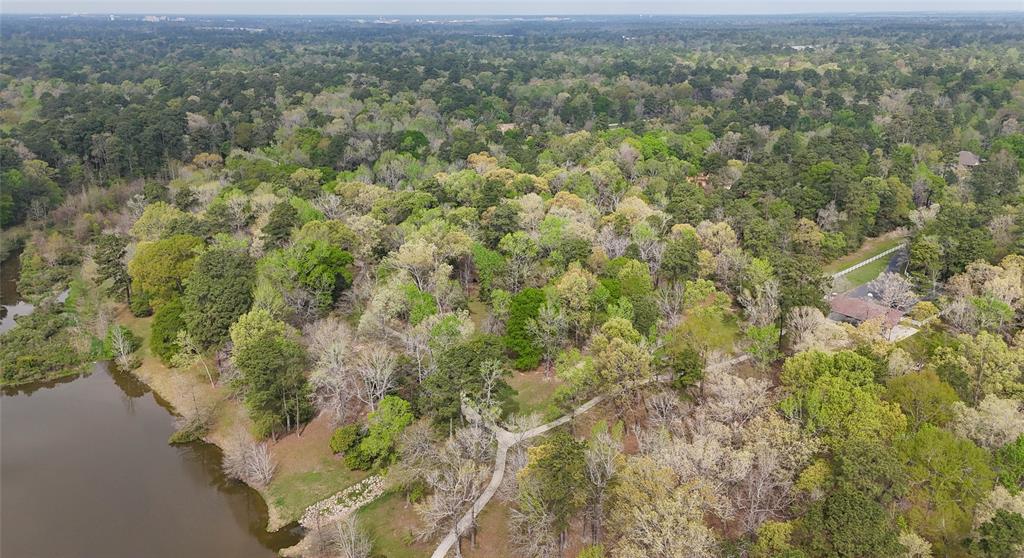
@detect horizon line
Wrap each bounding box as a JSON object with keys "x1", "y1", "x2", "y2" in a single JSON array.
[{"x1": 4, "y1": 10, "x2": 1023, "y2": 16}]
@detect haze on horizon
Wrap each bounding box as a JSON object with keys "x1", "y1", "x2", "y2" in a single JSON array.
[{"x1": 4, "y1": 0, "x2": 1022, "y2": 15}]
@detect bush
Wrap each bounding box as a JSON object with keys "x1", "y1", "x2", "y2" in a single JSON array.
[
  {"x1": 151, "y1": 299, "x2": 185, "y2": 364},
  {"x1": 909, "y1": 301, "x2": 939, "y2": 322},
  {"x1": 330, "y1": 424, "x2": 362, "y2": 454}
]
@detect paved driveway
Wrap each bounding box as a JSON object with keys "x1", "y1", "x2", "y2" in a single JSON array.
[{"x1": 842, "y1": 246, "x2": 909, "y2": 301}]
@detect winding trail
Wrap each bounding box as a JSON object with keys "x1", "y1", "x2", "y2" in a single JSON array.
[{"x1": 430, "y1": 355, "x2": 750, "y2": 558}]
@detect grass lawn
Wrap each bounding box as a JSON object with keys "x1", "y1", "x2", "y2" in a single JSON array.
[
  {"x1": 357, "y1": 492, "x2": 433, "y2": 558},
  {"x1": 263, "y1": 414, "x2": 369, "y2": 529},
  {"x1": 825, "y1": 231, "x2": 907, "y2": 274},
  {"x1": 464, "y1": 501, "x2": 512, "y2": 558},
  {"x1": 263, "y1": 461, "x2": 367, "y2": 529},
  {"x1": 835, "y1": 252, "x2": 893, "y2": 289},
  {"x1": 508, "y1": 369, "x2": 563, "y2": 419}
]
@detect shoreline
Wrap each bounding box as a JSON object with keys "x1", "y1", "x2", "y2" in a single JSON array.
[{"x1": 113, "y1": 305, "x2": 300, "y2": 536}]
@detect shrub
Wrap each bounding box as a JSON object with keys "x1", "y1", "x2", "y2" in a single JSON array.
[
  {"x1": 151, "y1": 299, "x2": 185, "y2": 363},
  {"x1": 330, "y1": 424, "x2": 362, "y2": 454}
]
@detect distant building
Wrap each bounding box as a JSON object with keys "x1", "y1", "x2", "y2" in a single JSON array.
[
  {"x1": 958, "y1": 150, "x2": 981, "y2": 167},
  {"x1": 497, "y1": 123, "x2": 517, "y2": 133},
  {"x1": 829, "y1": 295, "x2": 903, "y2": 329}
]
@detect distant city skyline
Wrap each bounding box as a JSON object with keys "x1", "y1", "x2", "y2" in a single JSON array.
[{"x1": 4, "y1": 0, "x2": 1023, "y2": 15}]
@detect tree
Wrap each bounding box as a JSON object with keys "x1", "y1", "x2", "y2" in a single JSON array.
[
  {"x1": 951, "y1": 396, "x2": 1024, "y2": 449},
  {"x1": 498, "y1": 231, "x2": 539, "y2": 292},
  {"x1": 182, "y1": 247, "x2": 256, "y2": 348},
  {"x1": 900, "y1": 424, "x2": 995, "y2": 553},
  {"x1": 505, "y1": 288, "x2": 545, "y2": 370},
  {"x1": 776, "y1": 254, "x2": 830, "y2": 314},
  {"x1": 94, "y1": 233, "x2": 131, "y2": 304},
  {"x1": 884, "y1": 371, "x2": 959, "y2": 430},
  {"x1": 527, "y1": 303, "x2": 569, "y2": 374},
  {"x1": 968, "y1": 510, "x2": 1024, "y2": 558},
  {"x1": 868, "y1": 272, "x2": 918, "y2": 311},
  {"x1": 262, "y1": 201, "x2": 299, "y2": 248},
  {"x1": 584, "y1": 422, "x2": 622, "y2": 542},
  {"x1": 170, "y1": 330, "x2": 216, "y2": 386},
  {"x1": 419, "y1": 335, "x2": 513, "y2": 425},
  {"x1": 230, "y1": 309, "x2": 312, "y2": 437},
  {"x1": 780, "y1": 350, "x2": 906, "y2": 450},
  {"x1": 745, "y1": 324, "x2": 781, "y2": 370},
  {"x1": 606, "y1": 456, "x2": 718, "y2": 558},
  {"x1": 516, "y1": 432, "x2": 588, "y2": 550},
  {"x1": 127, "y1": 234, "x2": 203, "y2": 306},
  {"x1": 354, "y1": 344, "x2": 398, "y2": 412},
  {"x1": 150, "y1": 298, "x2": 186, "y2": 364},
  {"x1": 661, "y1": 230, "x2": 700, "y2": 282},
  {"x1": 932, "y1": 331, "x2": 1023, "y2": 405},
  {"x1": 349, "y1": 395, "x2": 413, "y2": 469},
  {"x1": 312, "y1": 516, "x2": 372, "y2": 558},
  {"x1": 797, "y1": 484, "x2": 903, "y2": 558},
  {"x1": 222, "y1": 439, "x2": 276, "y2": 488}
]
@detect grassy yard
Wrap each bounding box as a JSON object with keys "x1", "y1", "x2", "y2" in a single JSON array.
[
  {"x1": 834, "y1": 252, "x2": 894, "y2": 290},
  {"x1": 508, "y1": 369, "x2": 563, "y2": 419},
  {"x1": 825, "y1": 231, "x2": 907, "y2": 274},
  {"x1": 357, "y1": 492, "x2": 433, "y2": 558}
]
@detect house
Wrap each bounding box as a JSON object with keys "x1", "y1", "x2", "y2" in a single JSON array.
[
  {"x1": 958, "y1": 150, "x2": 981, "y2": 167},
  {"x1": 828, "y1": 295, "x2": 903, "y2": 329}
]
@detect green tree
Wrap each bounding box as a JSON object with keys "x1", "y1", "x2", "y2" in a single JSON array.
[
  {"x1": 518, "y1": 432, "x2": 588, "y2": 534},
  {"x1": 150, "y1": 298, "x2": 186, "y2": 364},
  {"x1": 94, "y1": 233, "x2": 132, "y2": 304},
  {"x1": 262, "y1": 201, "x2": 299, "y2": 248},
  {"x1": 229, "y1": 309, "x2": 312, "y2": 437},
  {"x1": 127, "y1": 234, "x2": 202, "y2": 306},
  {"x1": 347, "y1": 395, "x2": 413, "y2": 469},
  {"x1": 900, "y1": 424, "x2": 995, "y2": 553},
  {"x1": 884, "y1": 370, "x2": 959, "y2": 429},
  {"x1": 505, "y1": 287, "x2": 545, "y2": 370},
  {"x1": 182, "y1": 247, "x2": 255, "y2": 348},
  {"x1": 968, "y1": 510, "x2": 1024, "y2": 558}
]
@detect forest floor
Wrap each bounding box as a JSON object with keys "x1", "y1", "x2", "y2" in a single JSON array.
[{"x1": 116, "y1": 305, "x2": 365, "y2": 532}]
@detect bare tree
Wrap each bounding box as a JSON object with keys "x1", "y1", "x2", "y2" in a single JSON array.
[
  {"x1": 584, "y1": 427, "x2": 621, "y2": 542},
  {"x1": 415, "y1": 454, "x2": 487, "y2": 557},
  {"x1": 355, "y1": 344, "x2": 398, "y2": 412},
  {"x1": 306, "y1": 318, "x2": 357, "y2": 424},
  {"x1": 108, "y1": 326, "x2": 136, "y2": 371},
  {"x1": 526, "y1": 303, "x2": 568, "y2": 374},
  {"x1": 309, "y1": 515, "x2": 372, "y2": 558},
  {"x1": 869, "y1": 272, "x2": 918, "y2": 310},
  {"x1": 312, "y1": 194, "x2": 349, "y2": 221},
  {"x1": 816, "y1": 200, "x2": 847, "y2": 232},
  {"x1": 223, "y1": 439, "x2": 276, "y2": 488},
  {"x1": 738, "y1": 279, "x2": 780, "y2": 327}
]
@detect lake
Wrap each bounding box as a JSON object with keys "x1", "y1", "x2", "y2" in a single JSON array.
[{"x1": 1, "y1": 252, "x2": 299, "y2": 557}]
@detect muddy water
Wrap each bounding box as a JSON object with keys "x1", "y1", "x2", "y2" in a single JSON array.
[{"x1": 1, "y1": 251, "x2": 300, "y2": 557}]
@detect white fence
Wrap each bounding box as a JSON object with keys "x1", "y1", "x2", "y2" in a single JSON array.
[{"x1": 831, "y1": 243, "x2": 907, "y2": 279}]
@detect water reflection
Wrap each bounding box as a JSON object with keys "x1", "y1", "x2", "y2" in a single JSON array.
[{"x1": 1, "y1": 362, "x2": 301, "y2": 558}]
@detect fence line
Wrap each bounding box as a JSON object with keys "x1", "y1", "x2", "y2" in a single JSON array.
[{"x1": 831, "y1": 243, "x2": 906, "y2": 279}]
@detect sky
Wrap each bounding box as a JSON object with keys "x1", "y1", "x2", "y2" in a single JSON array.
[{"x1": 3, "y1": 0, "x2": 1023, "y2": 15}]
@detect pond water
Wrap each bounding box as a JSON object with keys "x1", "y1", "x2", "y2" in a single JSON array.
[
  {"x1": 1, "y1": 251, "x2": 34, "y2": 332},
  {"x1": 1, "y1": 252, "x2": 300, "y2": 557}
]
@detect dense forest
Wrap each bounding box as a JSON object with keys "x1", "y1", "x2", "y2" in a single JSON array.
[{"x1": 2, "y1": 13, "x2": 1024, "y2": 558}]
